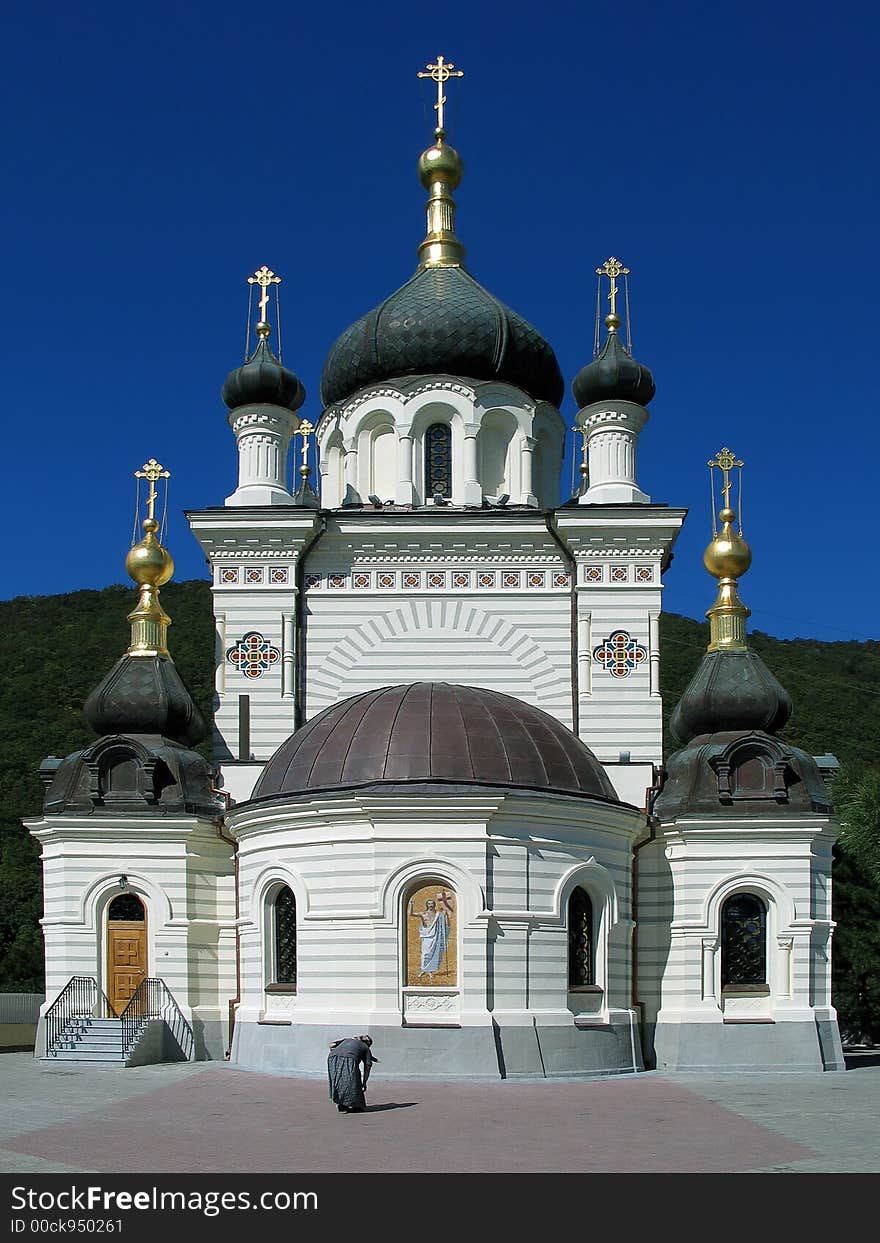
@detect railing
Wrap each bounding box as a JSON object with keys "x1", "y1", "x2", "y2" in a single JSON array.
[
  {"x1": 44, "y1": 977, "x2": 115, "y2": 1056},
  {"x1": 119, "y1": 978, "x2": 194, "y2": 1061}
]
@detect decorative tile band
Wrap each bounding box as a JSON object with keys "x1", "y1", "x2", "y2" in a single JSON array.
[{"x1": 301, "y1": 569, "x2": 574, "y2": 591}]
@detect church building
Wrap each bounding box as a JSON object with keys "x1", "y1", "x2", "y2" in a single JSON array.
[{"x1": 26, "y1": 58, "x2": 845, "y2": 1077}]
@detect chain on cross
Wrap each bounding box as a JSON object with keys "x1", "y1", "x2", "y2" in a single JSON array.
[
  {"x1": 134, "y1": 459, "x2": 170, "y2": 524},
  {"x1": 708, "y1": 446, "x2": 744, "y2": 510},
  {"x1": 596, "y1": 257, "x2": 630, "y2": 319},
  {"x1": 417, "y1": 55, "x2": 464, "y2": 133},
  {"x1": 248, "y1": 265, "x2": 281, "y2": 324}
]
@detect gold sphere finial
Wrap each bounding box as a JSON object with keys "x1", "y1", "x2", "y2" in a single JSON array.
[
  {"x1": 256, "y1": 321, "x2": 271, "y2": 339},
  {"x1": 605, "y1": 312, "x2": 621, "y2": 333},
  {"x1": 703, "y1": 506, "x2": 752, "y2": 581},
  {"x1": 418, "y1": 139, "x2": 463, "y2": 190}
]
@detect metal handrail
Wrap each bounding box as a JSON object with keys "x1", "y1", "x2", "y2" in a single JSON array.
[
  {"x1": 119, "y1": 978, "x2": 194, "y2": 1060},
  {"x1": 44, "y1": 976, "x2": 116, "y2": 1056}
]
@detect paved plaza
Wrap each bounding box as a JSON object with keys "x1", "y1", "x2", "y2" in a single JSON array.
[{"x1": 0, "y1": 1052, "x2": 878, "y2": 1174}]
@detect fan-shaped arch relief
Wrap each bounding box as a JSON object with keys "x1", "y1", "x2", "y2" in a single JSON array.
[{"x1": 306, "y1": 598, "x2": 571, "y2": 723}]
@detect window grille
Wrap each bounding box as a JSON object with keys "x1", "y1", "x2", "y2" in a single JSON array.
[
  {"x1": 274, "y1": 886, "x2": 297, "y2": 986},
  {"x1": 568, "y1": 887, "x2": 594, "y2": 987},
  {"x1": 425, "y1": 423, "x2": 452, "y2": 499},
  {"x1": 721, "y1": 893, "x2": 766, "y2": 987},
  {"x1": 108, "y1": 894, "x2": 145, "y2": 921}
]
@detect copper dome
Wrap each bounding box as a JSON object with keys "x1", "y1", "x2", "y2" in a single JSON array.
[{"x1": 252, "y1": 682, "x2": 619, "y2": 803}]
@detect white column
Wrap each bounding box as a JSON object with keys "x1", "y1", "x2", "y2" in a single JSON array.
[
  {"x1": 281, "y1": 611, "x2": 295, "y2": 700},
  {"x1": 520, "y1": 435, "x2": 537, "y2": 506},
  {"x1": 215, "y1": 612, "x2": 226, "y2": 698},
  {"x1": 577, "y1": 611, "x2": 592, "y2": 698},
  {"x1": 343, "y1": 440, "x2": 359, "y2": 504},
  {"x1": 649, "y1": 611, "x2": 660, "y2": 698},
  {"x1": 462, "y1": 422, "x2": 481, "y2": 506},
  {"x1": 396, "y1": 432, "x2": 416, "y2": 505},
  {"x1": 701, "y1": 938, "x2": 718, "y2": 1003}
]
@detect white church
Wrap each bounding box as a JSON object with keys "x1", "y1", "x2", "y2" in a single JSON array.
[{"x1": 27, "y1": 59, "x2": 845, "y2": 1078}]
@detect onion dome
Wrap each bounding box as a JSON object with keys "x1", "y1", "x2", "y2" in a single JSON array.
[
  {"x1": 251, "y1": 682, "x2": 621, "y2": 803},
  {"x1": 321, "y1": 266, "x2": 564, "y2": 408},
  {"x1": 670, "y1": 649, "x2": 792, "y2": 746},
  {"x1": 320, "y1": 111, "x2": 563, "y2": 409},
  {"x1": 222, "y1": 326, "x2": 305, "y2": 413},
  {"x1": 573, "y1": 320, "x2": 655, "y2": 409},
  {"x1": 668, "y1": 456, "x2": 792, "y2": 746},
  {"x1": 84, "y1": 653, "x2": 207, "y2": 748},
  {"x1": 83, "y1": 460, "x2": 207, "y2": 748}
]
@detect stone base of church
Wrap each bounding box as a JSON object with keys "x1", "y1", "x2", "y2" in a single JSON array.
[
  {"x1": 648, "y1": 1018, "x2": 846, "y2": 1073},
  {"x1": 231, "y1": 1014, "x2": 644, "y2": 1079}
]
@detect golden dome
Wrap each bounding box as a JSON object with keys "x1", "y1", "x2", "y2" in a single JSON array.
[
  {"x1": 418, "y1": 139, "x2": 463, "y2": 189},
  {"x1": 125, "y1": 519, "x2": 174, "y2": 588},
  {"x1": 703, "y1": 507, "x2": 752, "y2": 581}
]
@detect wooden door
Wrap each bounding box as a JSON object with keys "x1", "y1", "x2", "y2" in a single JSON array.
[{"x1": 106, "y1": 895, "x2": 147, "y2": 1014}]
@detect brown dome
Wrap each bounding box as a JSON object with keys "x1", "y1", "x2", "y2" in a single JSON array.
[{"x1": 252, "y1": 682, "x2": 619, "y2": 803}]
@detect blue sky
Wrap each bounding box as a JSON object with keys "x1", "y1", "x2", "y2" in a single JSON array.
[{"x1": 3, "y1": 0, "x2": 878, "y2": 641}]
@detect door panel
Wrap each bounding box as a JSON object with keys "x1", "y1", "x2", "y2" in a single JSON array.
[{"x1": 107, "y1": 921, "x2": 147, "y2": 1014}]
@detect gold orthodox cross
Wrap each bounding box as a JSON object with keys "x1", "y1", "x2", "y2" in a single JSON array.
[
  {"x1": 596, "y1": 257, "x2": 630, "y2": 319},
  {"x1": 248, "y1": 265, "x2": 281, "y2": 324},
  {"x1": 708, "y1": 446, "x2": 744, "y2": 509},
  {"x1": 417, "y1": 55, "x2": 464, "y2": 133},
  {"x1": 134, "y1": 459, "x2": 170, "y2": 523},
  {"x1": 297, "y1": 420, "x2": 314, "y2": 471}
]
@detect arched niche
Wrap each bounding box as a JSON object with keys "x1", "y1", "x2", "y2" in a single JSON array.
[
  {"x1": 321, "y1": 430, "x2": 346, "y2": 508},
  {"x1": 479, "y1": 409, "x2": 518, "y2": 499},
  {"x1": 353, "y1": 413, "x2": 397, "y2": 503},
  {"x1": 533, "y1": 426, "x2": 561, "y2": 508}
]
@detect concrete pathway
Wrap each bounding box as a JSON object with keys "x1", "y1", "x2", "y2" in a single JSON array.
[{"x1": 1, "y1": 1053, "x2": 878, "y2": 1174}]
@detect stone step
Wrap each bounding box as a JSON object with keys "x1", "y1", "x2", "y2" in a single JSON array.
[{"x1": 45, "y1": 1050, "x2": 126, "y2": 1063}]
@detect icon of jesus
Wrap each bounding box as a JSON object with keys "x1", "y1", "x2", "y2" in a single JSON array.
[{"x1": 408, "y1": 893, "x2": 452, "y2": 980}]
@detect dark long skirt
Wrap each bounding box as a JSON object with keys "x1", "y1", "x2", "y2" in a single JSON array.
[{"x1": 328, "y1": 1054, "x2": 366, "y2": 1111}]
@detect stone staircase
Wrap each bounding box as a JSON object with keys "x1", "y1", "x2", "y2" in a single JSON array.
[{"x1": 45, "y1": 1016, "x2": 150, "y2": 1065}]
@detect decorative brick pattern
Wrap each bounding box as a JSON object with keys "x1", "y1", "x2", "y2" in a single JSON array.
[
  {"x1": 427, "y1": 571, "x2": 446, "y2": 590},
  {"x1": 305, "y1": 574, "x2": 322, "y2": 590},
  {"x1": 636, "y1": 566, "x2": 654, "y2": 583},
  {"x1": 610, "y1": 566, "x2": 628, "y2": 583},
  {"x1": 245, "y1": 568, "x2": 264, "y2": 585},
  {"x1": 378, "y1": 572, "x2": 395, "y2": 589},
  {"x1": 403, "y1": 572, "x2": 421, "y2": 590},
  {"x1": 452, "y1": 571, "x2": 470, "y2": 589},
  {"x1": 328, "y1": 574, "x2": 346, "y2": 589},
  {"x1": 553, "y1": 571, "x2": 570, "y2": 588},
  {"x1": 477, "y1": 572, "x2": 495, "y2": 589},
  {"x1": 219, "y1": 568, "x2": 239, "y2": 585},
  {"x1": 584, "y1": 566, "x2": 602, "y2": 584},
  {"x1": 353, "y1": 572, "x2": 370, "y2": 589},
  {"x1": 502, "y1": 571, "x2": 521, "y2": 589},
  {"x1": 527, "y1": 572, "x2": 546, "y2": 589},
  {"x1": 269, "y1": 567, "x2": 289, "y2": 585}
]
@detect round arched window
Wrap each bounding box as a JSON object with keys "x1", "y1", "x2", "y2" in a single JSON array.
[
  {"x1": 721, "y1": 893, "x2": 767, "y2": 987},
  {"x1": 568, "y1": 887, "x2": 594, "y2": 988}
]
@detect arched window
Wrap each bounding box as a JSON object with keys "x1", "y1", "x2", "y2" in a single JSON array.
[
  {"x1": 568, "y1": 887, "x2": 594, "y2": 988},
  {"x1": 108, "y1": 893, "x2": 145, "y2": 921},
  {"x1": 721, "y1": 893, "x2": 766, "y2": 988},
  {"x1": 272, "y1": 886, "x2": 297, "y2": 988},
  {"x1": 425, "y1": 423, "x2": 452, "y2": 499}
]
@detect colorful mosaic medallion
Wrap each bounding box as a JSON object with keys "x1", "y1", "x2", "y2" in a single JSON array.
[
  {"x1": 592, "y1": 629, "x2": 648, "y2": 679},
  {"x1": 226, "y1": 631, "x2": 280, "y2": 679}
]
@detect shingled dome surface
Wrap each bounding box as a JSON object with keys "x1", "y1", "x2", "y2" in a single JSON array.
[{"x1": 252, "y1": 682, "x2": 619, "y2": 802}]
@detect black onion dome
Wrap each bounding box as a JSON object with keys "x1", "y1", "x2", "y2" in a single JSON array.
[
  {"x1": 670, "y1": 649, "x2": 793, "y2": 747},
  {"x1": 83, "y1": 654, "x2": 208, "y2": 749},
  {"x1": 252, "y1": 682, "x2": 619, "y2": 803},
  {"x1": 572, "y1": 330, "x2": 655, "y2": 409},
  {"x1": 222, "y1": 335, "x2": 305, "y2": 412},
  {"x1": 42, "y1": 738, "x2": 221, "y2": 817},
  {"x1": 320, "y1": 266, "x2": 564, "y2": 408}
]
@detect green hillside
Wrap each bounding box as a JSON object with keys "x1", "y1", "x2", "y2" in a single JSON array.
[{"x1": 2, "y1": 581, "x2": 878, "y2": 1034}]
